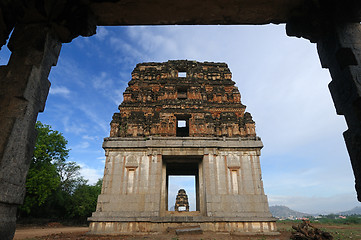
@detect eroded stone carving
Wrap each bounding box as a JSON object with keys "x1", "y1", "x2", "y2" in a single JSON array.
[
  {"x1": 125, "y1": 155, "x2": 138, "y2": 168},
  {"x1": 110, "y1": 60, "x2": 256, "y2": 138},
  {"x1": 227, "y1": 154, "x2": 240, "y2": 168}
]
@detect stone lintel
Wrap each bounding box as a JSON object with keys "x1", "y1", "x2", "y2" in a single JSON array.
[
  {"x1": 90, "y1": 0, "x2": 306, "y2": 25},
  {"x1": 103, "y1": 137, "x2": 263, "y2": 150}
]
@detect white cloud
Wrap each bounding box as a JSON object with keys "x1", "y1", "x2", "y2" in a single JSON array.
[
  {"x1": 127, "y1": 26, "x2": 180, "y2": 58},
  {"x1": 109, "y1": 36, "x2": 144, "y2": 62},
  {"x1": 110, "y1": 89, "x2": 123, "y2": 105},
  {"x1": 95, "y1": 26, "x2": 109, "y2": 41},
  {"x1": 49, "y1": 86, "x2": 70, "y2": 97},
  {"x1": 62, "y1": 116, "x2": 87, "y2": 135},
  {"x1": 82, "y1": 135, "x2": 98, "y2": 141},
  {"x1": 79, "y1": 163, "x2": 103, "y2": 185},
  {"x1": 92, "y1": 72, "x2": 114, "y2": 90},
  {"x1": 71, "y1": 141, "x2": 90, "y2": 150},
  {"x1": 52, "y1": 56, "x2": 86, "y2": 88},
  {"x1": 77, "y1": 104, "x2": 109, "y2": 134},
  {"x1": 96, "y1": 156, "x2": 106, "y2": 164}
]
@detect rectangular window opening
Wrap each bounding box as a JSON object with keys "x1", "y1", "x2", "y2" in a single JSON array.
[
  {"x1": 178, "y1": 72, "x2": 187, "y2": 77},
  {"x1": 178, "y1": 120, "x2": 186, "y2": 128},
  {"x1": 176, "y1": 118, "x2": 189, "y2": 137}
]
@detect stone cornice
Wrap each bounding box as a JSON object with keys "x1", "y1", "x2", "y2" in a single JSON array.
[{"x1": 103, "y1": 137, "x2": 263, "y2": 149}]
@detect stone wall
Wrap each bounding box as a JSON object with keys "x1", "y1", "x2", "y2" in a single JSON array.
[{"x1": 89, "y1": 138, "x2": 275, "y2": 234}]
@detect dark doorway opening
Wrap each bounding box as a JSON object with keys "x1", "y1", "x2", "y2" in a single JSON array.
[
  {"x1": 164, "y1": 156, "x2": 201, "y2": 211},
  {"x1": 168, "y1": 176, "x2": 195, "y2": 211},
  {"x1": 176, "y1": 116, "x2": 189, "y2": 137}
]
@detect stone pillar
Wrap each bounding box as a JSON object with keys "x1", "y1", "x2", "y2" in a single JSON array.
[
  {"x1": 286, "y1": 0, "x2": 361, "y2": 201},
  {"x1": 0, "y1": 23, "x2": 61, "y2": 239},
  {"x1": 316, "y1": 23, "x2": 361, "y2": 201}
]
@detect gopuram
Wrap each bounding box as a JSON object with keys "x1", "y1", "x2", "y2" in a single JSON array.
[
  {"x1": 89, "y1": 60, "x2": 276, "y2": 234},
  {"x1": 175, "y1": 189, "x2": 190, "y2": 212}
]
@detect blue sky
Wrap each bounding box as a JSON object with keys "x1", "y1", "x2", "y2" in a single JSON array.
[{"x1": 1, "y1": 24, "x2": 360, "y2": 214}]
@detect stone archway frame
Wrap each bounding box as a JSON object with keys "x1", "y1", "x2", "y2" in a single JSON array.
[{"x1": 1, "y1": 0, "x2": 361, "y2": 239}]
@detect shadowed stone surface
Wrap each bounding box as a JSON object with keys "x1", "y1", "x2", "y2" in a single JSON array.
[
  {"x1": 0, "y1": 24, "x2": 61, "y2": 240},
  {"x1": 0, "y1": 1, "x2": 96, "y2": 239}
]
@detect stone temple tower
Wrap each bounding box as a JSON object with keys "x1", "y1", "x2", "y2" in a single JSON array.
[{"x1": 89, "y1": 60, "x2": 276, "y2": 234}]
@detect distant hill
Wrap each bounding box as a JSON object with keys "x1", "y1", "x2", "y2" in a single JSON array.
[
  {"x1": 338, "y1": 206, "x2": 361, "y2": 216},
  {"x1": 269, "y1": 205, "x2": 361, "y2": 218},
  {"x1": 269, "y1": 205, "x2": 312, "y2": 219}
]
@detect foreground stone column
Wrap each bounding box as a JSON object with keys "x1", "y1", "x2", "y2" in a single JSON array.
[
  {"x1": 0, "y1": 23, "x2": 61, "y2": 240},
  {"x1": 286, "y1": 0, "x2": 361, "y2": 201},
  {"x1": 316, "y1": 23, "x2": 361, "y2": 201},
  {"x1": 287, "y1": 0, "x2": 361, "y2": 200}
]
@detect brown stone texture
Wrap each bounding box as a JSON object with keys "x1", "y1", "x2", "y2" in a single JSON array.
[{"x1": 110, "y1": 60, "x2": 256, "y2": 139}]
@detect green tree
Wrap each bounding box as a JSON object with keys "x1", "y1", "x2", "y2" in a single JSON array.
[
  {"x1": 67, "y1": 179, "x2": 102, "y2": 222},
  {"x1": 56, "y1": 159, "x2": 82, "y2": 194},
  {"x1": 32, "y1": 121, "x2": 69, "y2": 164},
  {"x1": 19, "y1": 122, "x2": 69, "y2": 214},
  {"x1": 19, "y1": 121, "x2": 102, "y2": 222}
]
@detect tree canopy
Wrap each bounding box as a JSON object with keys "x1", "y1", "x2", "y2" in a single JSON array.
[{"x1": 19, "y1": 121, "x2": 102, "y2": 223}]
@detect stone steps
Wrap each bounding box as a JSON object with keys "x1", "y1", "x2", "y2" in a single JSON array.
[{"x1": 167, "y1": 225, "x2": 203, "y2": 235}]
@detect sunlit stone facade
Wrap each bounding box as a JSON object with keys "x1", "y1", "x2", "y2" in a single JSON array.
[{"x1": 89, "y1": 60, "x2": 276, "y2": 234}]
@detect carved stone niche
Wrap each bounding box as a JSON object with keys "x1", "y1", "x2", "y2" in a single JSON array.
[
  {"x1": 227, "y1": 154, "x2": 241, "y2": 169},
  {"x1": 125, "y1": 155, "x2": 138, "y2": 168}
]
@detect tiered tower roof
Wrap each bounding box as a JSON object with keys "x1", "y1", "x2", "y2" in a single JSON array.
[{"x1": 110, "y1": 60, "x2": 256, "y2": 138}]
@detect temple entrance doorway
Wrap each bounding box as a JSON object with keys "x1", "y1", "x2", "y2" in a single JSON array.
[
  {"x1": 163, "y1": 156, "x2": 202, "y2": 212},
  {"x1": 168, "y1": 176, "x2": 195, "y2": 211}
]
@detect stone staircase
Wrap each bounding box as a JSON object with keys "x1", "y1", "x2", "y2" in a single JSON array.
[{"x1": 167, "y1": 225, "x2": 203, "y2": 235}]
